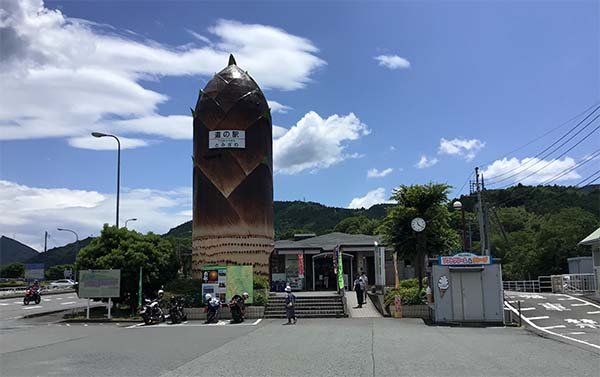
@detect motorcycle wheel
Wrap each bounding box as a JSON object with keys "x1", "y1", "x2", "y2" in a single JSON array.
[
  {"x1": 171, "y1": 312, "x2": 180, "y2": 324},
  {"x1": 142, "y1": 314, "x2": 152, "y2": 325},
  {"x1": 35, "y1": 297, "x2": 41, "y2": 305},
  {"x1": 23, "y1": 297, "x2": 29, "y2": 305}
]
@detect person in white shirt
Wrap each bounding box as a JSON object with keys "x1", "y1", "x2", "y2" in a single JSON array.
[{"x1": 361, "y1": 271, "x2": 369, "y2": 304}]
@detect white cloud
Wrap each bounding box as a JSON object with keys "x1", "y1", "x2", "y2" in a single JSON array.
[
  {"x1": 0, "y1": 1, "x2": 325, "y2": 145},
  {"x1": 438, "y1": 138, "x2": 485, "y2": 161},
  {"x1": 374, "y1": 54, "x2": 411, "y2": 70},
  {"x1": 68, "y1": 136, "x2": 152, "y2": 150},
  {"x1": 274, "y1": 111, "x2": 370, "y2": 174},
  {"x1": 416, "y1": 155, "x2": 439, "y2": 169},
  {"x1": 268, "y1": 100, "x2": 293, "y2": 114},
  {"x1": 186, "y1": 29, "x2": 212, "y2": 45},
  {"x1": 0, "y1": 180, "x2": 191, "y2": 251},
  {"x1": 347, "y1": 188, "x2": 393, "y2": 209},
  {"x1": 482, "y1": 157, "x2": 581, "y2": 185},
  {"x1": 367, "y1": 168, "x2": 393, "y2": 178},
  {"x1": 272, "y1": 125, "x2": 288, "y2": 139}
]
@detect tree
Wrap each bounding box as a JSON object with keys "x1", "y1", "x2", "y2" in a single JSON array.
[
  {"x1": 334, "y1": 216, "x2": 379, "y2": 235},
  {"x1": 379, "y1": 183, "x2": 460, "y2": 290},
  {"x1": 75, "y1": 225, "x2": 179, "y2": 311},
  {"x1": 45, "y1": 264, "x2": 74, "y2": 280},
  {"x1": 0, "y1": 263, "x2": 24, "y2": 278}
]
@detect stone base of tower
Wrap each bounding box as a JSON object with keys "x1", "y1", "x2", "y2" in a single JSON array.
[{"x1": 191, "y1": 235, "x2": 273, "y2": 279}]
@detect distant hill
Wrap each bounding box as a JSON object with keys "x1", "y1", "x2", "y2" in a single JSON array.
[
  {"x1": 0, "y1": 236, "x2": 39, "y2": 266},
  {"x1": 24, "y1": 237, "x2": 94, "y2": 268},
  {"x1": 164, "y1": 200, "x2": 394, "y2": 239}
]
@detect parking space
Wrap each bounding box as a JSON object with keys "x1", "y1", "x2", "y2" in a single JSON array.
[{"x1": 505, "y1": 291, "x2": 600, "y2": 352}]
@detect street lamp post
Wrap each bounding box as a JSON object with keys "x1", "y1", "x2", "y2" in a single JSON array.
[
  {"x1": 91, "y1": 132, "x2": 121, "y2": 227},
  {"x1": 57, "y1": 228, "x2": 79, "y2": 279},
  {"x1": 125, "y1": 218, "x2": 137, "y2": 228},
  {"x1": 453, "y1": 201, "x2": 468, "y2": 252}
]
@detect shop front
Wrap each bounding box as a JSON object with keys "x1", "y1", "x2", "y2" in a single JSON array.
[{"x1": 270, "y1": 232, "x2": 385, "y2": 291}]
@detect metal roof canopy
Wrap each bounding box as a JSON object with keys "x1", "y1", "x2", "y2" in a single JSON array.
[{"x1": 579, "y1": 227, "x2": 600, "y2": 246}]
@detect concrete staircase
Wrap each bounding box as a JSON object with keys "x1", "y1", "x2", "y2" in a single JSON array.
[{"x1": 264, "y1": 293, "x2": 346, "y2": 318}]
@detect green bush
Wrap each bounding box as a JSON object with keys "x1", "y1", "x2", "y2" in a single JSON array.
[
  {"x1": 384, "y1": 287, "x2": 426, "y2": 306},
  {"x1": 253, "y1": 275, "x2": 269, "y2": 290},
  {"x1": 398, "y1": 278, "x2": 419, "y2": 289},
  {"x1": 253, "y1": 289, "x2": 267, "y2": 306}
]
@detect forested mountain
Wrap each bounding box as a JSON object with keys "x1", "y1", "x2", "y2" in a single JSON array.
[
  {"x1": 0, "y1": 236, "x2": 39, "y2": 266},
  {"x1": 24, "y1": 237, "x2": 94, "y2": 268}
]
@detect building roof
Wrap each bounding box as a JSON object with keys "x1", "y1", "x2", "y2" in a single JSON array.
[
  {"x1": 275, "y1": 232, "x2": 382, "y2": 251},
  {"x1": 579, "y1": 227, "x2": 600, "y2": 246}
]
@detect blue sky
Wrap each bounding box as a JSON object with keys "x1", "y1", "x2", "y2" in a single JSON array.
[{"x1": 1, "y1": 0, "x2": 598, "y2": 250}]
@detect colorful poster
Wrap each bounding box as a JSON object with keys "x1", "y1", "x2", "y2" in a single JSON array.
[
  {"x1": 202, "y1": 266, "x2": 226, "y2": 303},
  {"x1": 439, "y1": 253, "x2": 492, "y2": 266},
  {"x1": 226, "y1": 265, "x2": 253, "y2": 304}
]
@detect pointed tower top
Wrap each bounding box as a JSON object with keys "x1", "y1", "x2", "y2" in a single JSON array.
[{"x1": 228, "y1": 54, "x2": 237, "y2": 66}]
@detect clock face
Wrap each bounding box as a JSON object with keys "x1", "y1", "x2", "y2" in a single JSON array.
[{"x1": 411, "y1": 217, "x2": 426, "y2": 232}]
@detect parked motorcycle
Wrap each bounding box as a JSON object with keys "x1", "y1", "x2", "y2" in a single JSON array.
[
  {"x1": 205, "y1": 294, "x2": 221, "y2": 324},
  {"x1": 229, "y1": 294, "x2": 246, "y2": 323},
  {"x1": 23, "y1": 288, "x2": 41, "y2": 305},
  {"x1": 140, "y1": 298, "x2": 164, "y2": 325},
  {"x1": 168, "y1": 296, "x2": 187, "y2": 324}
]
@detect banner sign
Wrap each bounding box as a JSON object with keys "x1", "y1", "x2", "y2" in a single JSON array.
[
  {"x1": 298, "y1": 253, "x2": 305, "y2": 278},
  {"x1": 439, "y1": 253, "x2": 492, "y2": 266},
  {"x1": 24, "y1": 263, "x2": 45, "y2": 280},
  {"x1": 209, "y1": 130, "x2": 245, "y2": 149},
  {"x1": 226, "y1": 265, "x2": 253, "y2": 304},
  {"x1": 79, "y1": 270, "x2": 120, "y2": 298}
]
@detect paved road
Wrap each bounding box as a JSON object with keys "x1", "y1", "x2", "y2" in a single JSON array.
[
  {"x1": 0, "y1": 292, "x2": 98, "y2": 320},
  {"x1": 1, "y1": 317, "x2": 598, "y2": 376},
  {"x1": 505, "y1": 291, "x2": 600, "y2": 352}
]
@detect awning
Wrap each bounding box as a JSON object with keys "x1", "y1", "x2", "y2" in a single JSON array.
[{"x1": 579, "y1": 227, "x2": 600, "y2": 246}]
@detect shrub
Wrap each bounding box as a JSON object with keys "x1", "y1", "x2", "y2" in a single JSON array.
[
  {"x1": 399, "y1": 278, "x2": 419, "y2": 289},
  {"x1": 384, "y1": 287, "x2": 426, "y2": 306},
  {"x1": 253, "y1": 275, "x2": 269, "y2": 290},
  {"x1": 164, "y1": 279, "x2": 203, "y2": 307},
  {"x1": 253, "y1": 289, "x2": 267, "y2": 306}
]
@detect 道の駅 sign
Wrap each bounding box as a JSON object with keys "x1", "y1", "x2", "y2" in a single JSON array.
[
  {"x1": 439, "y1": 253, "x2": 492, "y2": 266},
  {"x1": 209, "y1": 130, "x2": 245, "y2": 149}
]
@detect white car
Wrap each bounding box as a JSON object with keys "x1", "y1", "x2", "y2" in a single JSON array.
[{"x1": 49, "y1": 279, "x2": 76, "y2": 289}]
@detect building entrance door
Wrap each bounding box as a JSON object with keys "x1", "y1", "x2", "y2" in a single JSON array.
[{"x1": 313, "y1": 254, "x2": 336, "y2": 290}]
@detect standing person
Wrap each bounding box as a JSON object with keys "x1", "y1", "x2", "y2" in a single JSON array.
[
  {"x1": 284, "y1": 286, "x2": 297, "y2": 325},
  {"x1": 361, "y1": 271, "x2": 369, "y2": 304},
  {"x1": 353, "y1": 275, "x2": 363, "y2": 308}
]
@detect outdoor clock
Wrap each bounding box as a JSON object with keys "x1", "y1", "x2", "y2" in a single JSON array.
[{"x1": 411, "y1": 217, "x2": 426, "y2": 232}]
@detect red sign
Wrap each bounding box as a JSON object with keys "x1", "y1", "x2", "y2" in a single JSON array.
[{"x1": 298, "y1": 253, "x2": 304, "y2": 278}]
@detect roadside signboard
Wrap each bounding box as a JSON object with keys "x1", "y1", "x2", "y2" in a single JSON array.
[
  {"x1": 226, "y1": 265, "x2": 253, "y2": 304},
  {"x1": 78, "y1": 270, "x2": 121, "y2": 298},
  {"x1": 439, "y1": 252, "x2": 492, "y2": 266},
  {"x1": 24, "y1": 263, "x2": 44, "y2": 280},
  {"x1": 208, "y1": 130, "x2": 245, "y2": 149}
]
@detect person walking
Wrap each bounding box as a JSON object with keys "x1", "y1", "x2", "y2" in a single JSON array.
[
  {"x1": 284, "y1": 286, "x2": 297, "y2": 325},
  {"x1": 353, "y1": 274, "x2": 364, "y2": 308},
  {"x1": 361, "y1": 271, "x2": 369, "y2": 304}
]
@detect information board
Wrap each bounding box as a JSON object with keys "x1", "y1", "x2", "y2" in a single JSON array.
[
  {"x1": 226, "y1": 265, "x2": 253, "y2": 304},
  {"x1": 78, "y1": 270, "x2": 121, "y2": 298}
]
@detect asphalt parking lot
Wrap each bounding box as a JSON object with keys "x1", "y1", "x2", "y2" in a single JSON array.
[{"x1": 504, "y1": 291, "x2": 600, "y2": 352}]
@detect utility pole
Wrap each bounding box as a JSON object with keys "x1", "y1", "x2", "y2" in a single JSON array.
[
  {"x1": 44, "y1": 231, "x2": 48, "y2": 253},
  {"x1": 471, "y1": 167, "x2": 491, "y2": 256}
]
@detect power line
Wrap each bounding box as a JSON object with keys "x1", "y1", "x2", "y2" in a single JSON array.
[
  {"x1": 496, "y1": 118, "x2": 600, "y2": 189},
  {"x1": 538, "y1": 149, "x2": 600, "y2": 185},
  {"x1": 575, "y1": 169, "x2": 600, "y2": 187},
  {"x1": 454, "y1": 102, "x2": 598, "y2": 196},
  {"x1": 487, "y1": 106, "x2": 600, "y2": 186}
]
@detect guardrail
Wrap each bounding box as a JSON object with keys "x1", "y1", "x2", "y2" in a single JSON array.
[
  {"x1": 0, "y1": 286, "x2": 74, "y2": 297},
  {"x1": 503, "y1": 280, "x2": 540, "y2": 292}
]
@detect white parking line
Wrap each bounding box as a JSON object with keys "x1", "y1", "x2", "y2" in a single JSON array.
[
  {"x1": 587, "y1": 311, "x2": 600, "y2": 315},
  {"x1": 56, "y1": 298, "x2": 63, "y2": 300},
  {"x1": 23, "y1": 306, "x2": 42, "y2": 310},
  {"x1": 505, "y1": 300, "x2": 600, "y2": 351},
  {"x1": 519, "y1": 307, "x2": 536, "y2": 311},
  {"x1": 571, "y1": 303, "x2": 591, "y2": 307},
  {"x1": 61, "y1": 301, "x2": 77, "y2": 305},
  {"x1": 567, "y1": 332, "x2": 586, "y2": 335},
  {"x1": 541, "y1": 325, "x2": 566, "y2": 330},
  {"x1": 0, "y1": 303, "x2": 10, "y2": 306},
  {"x1": 557, "y1": 298, "x2": 576, "y2": 301},
  {"x1": 525, "y1": 316, "x2": 549, "y2": 320}
]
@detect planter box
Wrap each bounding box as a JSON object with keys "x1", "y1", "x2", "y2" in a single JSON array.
[
  {"x1": 389, "y1": 304, "x2": 430, "y2": 319},
  {"x1": 184, "y1": 306, "x2": 264, "y2": 321}
]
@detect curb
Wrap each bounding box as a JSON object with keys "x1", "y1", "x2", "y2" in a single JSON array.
[{"x1": 61, "y1": 318, "x2": 140, "y2": 323}]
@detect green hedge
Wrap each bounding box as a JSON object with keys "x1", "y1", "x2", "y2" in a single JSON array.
[
  {"x1": 164, "y1": 279, "x2": 203, "y2": 307},
  {"x1": 384, "y1": 286, "x2": 426, "y2": 306}
]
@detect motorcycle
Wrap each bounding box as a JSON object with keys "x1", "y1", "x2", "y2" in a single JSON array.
[
  {"x1": 229, "y1": 295, "x2": 246, "y2": 323},
  {"x1": 205, "y1": 297, "x2": 221, "y2": 324},
  {"x1": 140, "y1": 298, "x2": 164, "y2": 325},
  {"x1": 168, "y1": 296, "x2": 187, "y2": 324},
  {"x1": 23, "y1": 288, "x2": 41, "y2": 305}
]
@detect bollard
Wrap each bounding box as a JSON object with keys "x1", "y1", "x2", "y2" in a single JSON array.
[{"x1": 517, "y1": 300, "x2": 522, "y2": 327}]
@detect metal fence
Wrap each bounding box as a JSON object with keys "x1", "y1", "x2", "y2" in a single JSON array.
[
  {"x1": 504, "y1": 273, "x2": 597, "y2": 294},
  {"x1": 503, "y1": 280, "x2": 540, "y2": 292}
]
